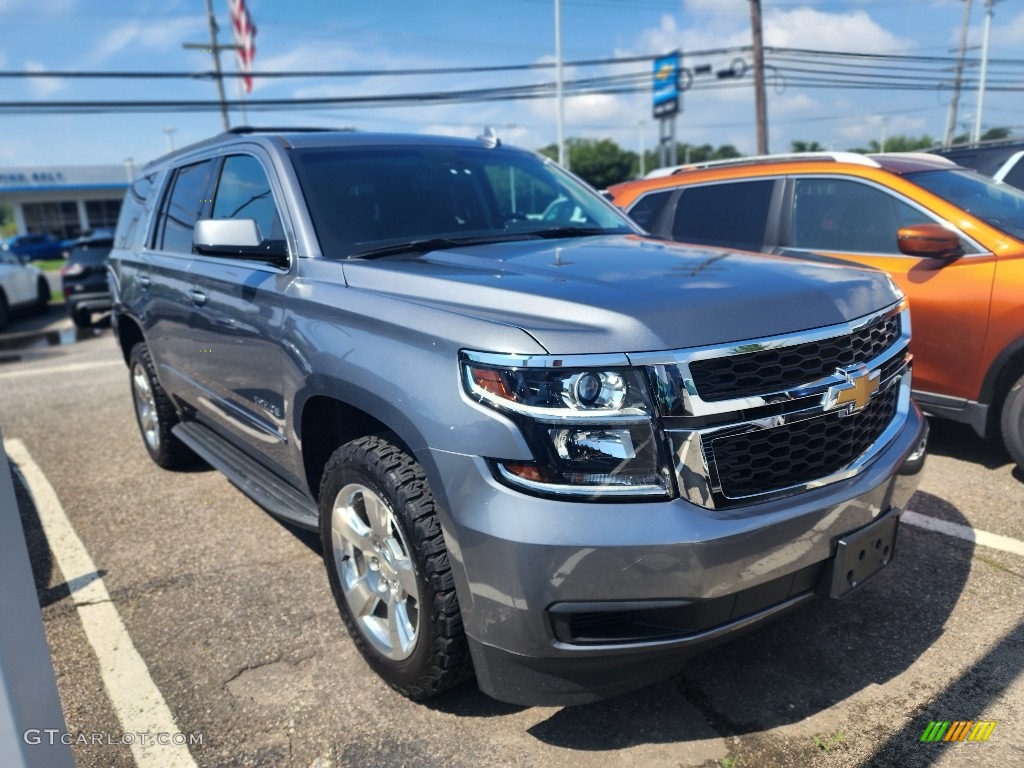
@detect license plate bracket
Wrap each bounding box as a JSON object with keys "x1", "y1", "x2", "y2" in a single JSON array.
[{"x1": 818, "y1": 510, "x2": 900, "y2": 599}]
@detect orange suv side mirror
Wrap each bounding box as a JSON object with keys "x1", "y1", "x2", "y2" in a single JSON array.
[{"x1": 897, "y1": 224, "x2": 963, "y2": 260}]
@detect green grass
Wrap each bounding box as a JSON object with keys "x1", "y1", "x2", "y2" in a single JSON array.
[
  {"x1": 35, "y1": 259, "x2": 66, "y2": 272},
  {"x1": 813, "y1": 731, "x2": 847, "y2": 753}
]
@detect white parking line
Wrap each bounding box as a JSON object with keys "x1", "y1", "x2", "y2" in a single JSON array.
[
  {"x1": 0, "y1": 360, "x2": 122, "y2": 380},
  {"x1": 903, "y1": 510, "x2": 1024, "y2": 558},
  {"x1": 5, "y1": 438, "x2": 199, "y2": 768}
]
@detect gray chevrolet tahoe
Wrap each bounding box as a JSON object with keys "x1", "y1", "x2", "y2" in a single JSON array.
[{"x1": 109, "y1": 128, "x2": 927, "y2": 706}]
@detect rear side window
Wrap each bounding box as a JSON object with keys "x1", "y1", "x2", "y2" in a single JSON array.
[
  {"x1": 212, "y1": 155, "x2": 283, "y2": 243},
  {"x1": 115, "y1": 172, "x2": 158, "y2": 250},
  {"x1": 627, "y1": 190, "x2": 672, "y2": 231},
  {"x1": 155, "y1": 160, "x2": 215, "y2": 253},
  {"x1": 1001, "y1": 159, "x2": 1024, "y2": 192},
  {"x1": 672, "y1": 181, "x2": 773, "y2": 251}
]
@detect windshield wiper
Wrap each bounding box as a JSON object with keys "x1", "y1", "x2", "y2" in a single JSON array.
[
  {"x1": 529, "y1": 226, "x2": 629, "y2": 239},
  {"x1": 349, "y1": 234, "x2": 540, "y2": 260}
]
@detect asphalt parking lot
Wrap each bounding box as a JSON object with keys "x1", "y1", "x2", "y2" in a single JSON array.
[{"x1": 1, "y1": 309, "x2": 1023, "y2": 768}]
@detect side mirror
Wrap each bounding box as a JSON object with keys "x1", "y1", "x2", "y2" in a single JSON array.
[
  {"x1": 193, "y1": 219, "x2": 288, "y2": 263},
  {"x1": 897, "y1": 224, "x2": 963, "y2": 260}
]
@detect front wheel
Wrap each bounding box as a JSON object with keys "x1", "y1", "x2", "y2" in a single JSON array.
[
  {"x1": 319, "y1": 434, "x2": 471, "y2": 699},
  {"x1": 1000, "y1": 372, "x2": 1024, "y2": 472}
]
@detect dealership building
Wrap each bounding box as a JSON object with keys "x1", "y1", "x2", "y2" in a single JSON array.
[{"x1": 0, "y1": 165, "x2": 130, "y2": 240}]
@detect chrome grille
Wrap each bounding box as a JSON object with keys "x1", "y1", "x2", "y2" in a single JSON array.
[
  {"x1": 709, "y1": 382, "x2": 899, "y2": 499},
  {"x1": 689, "y1": 314, "x2": 900, "y2": 402}
]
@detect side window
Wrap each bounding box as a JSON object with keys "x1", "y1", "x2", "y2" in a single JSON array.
[
  {"x1": 791, "y1": 178, "x2": 932, "y2": 254},
  {"x1": 212, "y1": 155, "x2": 283, "y2": 243},
  {"x1": 627, "y1": 190, "x2": 672, "y2": 231},
  {"x1": 1001, "y1": 159, "x2": 1024, "y2": 192},
  {"x1": 156, "y1": 160, "x2": 214, "y2": 253},
  {"x1": 115, "y1": 172, "x2": 157, "y2": 249},
  {"x1": 672, "y1": 180, "x2": 773, "y2": 251}
]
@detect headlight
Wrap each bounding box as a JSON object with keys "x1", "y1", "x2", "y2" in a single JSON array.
[{"x1": 461, "y1": 352, "x2": 673, "y2": 499}]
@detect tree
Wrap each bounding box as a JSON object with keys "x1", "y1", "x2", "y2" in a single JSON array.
[
  {"x1": 538, "y1": 138, "x2": 637, "y2": 189},
  {"x1": 791, "y1": 140, "x2": 824, "y2": 153},
  {"x1": 0, "y1": 205, "x2": 14, "y2": 238},
  {"x1": 848, "y1": 134, "x2": 936, "y2": 153},
  {"x1": 637, "y1": 143, "x2": 742, "y2": 177}
]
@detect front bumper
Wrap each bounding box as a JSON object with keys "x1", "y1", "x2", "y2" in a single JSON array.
[{"x1": 421, "y1": 401, "x2": 926, "y2": 706}]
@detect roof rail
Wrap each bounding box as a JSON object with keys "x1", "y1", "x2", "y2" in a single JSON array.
[
  {"x1": 644, "y1": 151, "x2": 881, "y2": 179},
  {"x1": 227, "y1": 125, "x2": 355, "y2": 134}
]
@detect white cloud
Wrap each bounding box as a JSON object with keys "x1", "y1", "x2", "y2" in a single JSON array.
[
  {"x1": 87, "y1": 16, "x2": 206, "y2": 64},
  {"x1": 991, "y1": 9, "x2": 1024, "y2": 47},
  {"x1": 761, "y1": 9, "x2": 913, "y2": 53},
  {"x1": 25, "y1": 61, "x2": 63, "y2": 98}
]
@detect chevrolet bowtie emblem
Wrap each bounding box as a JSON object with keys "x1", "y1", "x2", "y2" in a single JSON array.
[{"x1": 822, "y1": 364, "x2": 880, "y2": 416}]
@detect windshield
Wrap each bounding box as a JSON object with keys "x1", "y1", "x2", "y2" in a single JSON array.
[
  {"x1": 291, "y1": 143, "x2": 635, "y2": 258},
  {"x1": 908, "y1": 168, "x2": 1024, "y2": 241}
]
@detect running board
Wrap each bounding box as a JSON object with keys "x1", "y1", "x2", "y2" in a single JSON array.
[{"x1": 172, "y1": 421, "x2": 320, "y2": 531}]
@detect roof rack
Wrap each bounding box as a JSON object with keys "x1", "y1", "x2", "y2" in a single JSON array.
[
  {"x1": 644, "y1": 151, "x2": 881, "y2": 179},
  {"x1": 227, "y1": 125, "x2": 355, "y2": 134}
]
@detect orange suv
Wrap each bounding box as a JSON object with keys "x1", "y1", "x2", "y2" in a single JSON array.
[{"x1": 609, "y1": 152, "x2": 1024, "y2": 471}]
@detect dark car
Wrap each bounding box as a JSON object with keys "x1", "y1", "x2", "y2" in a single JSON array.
[
  {"x1": 61, "y1": 233, "x2": 113, "y2": 327},
  {"x1": 1, "y1": 234, "x2": 63, "y2": 262},
  {"x1": 930, "y1": 139, "x2": 1024, "y2": 191}
]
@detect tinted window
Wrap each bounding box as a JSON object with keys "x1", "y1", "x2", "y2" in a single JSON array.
[
  {"x1": 157, "y1": 160, "x2": 214, "y2": 253},
  {"x1": 627, "y1": 190, "x2": 672, "y2": 231},
  {"x1": 69, "y1": 242, "x2": 113, "y2": 264},
  {"x1": 672, "y1": 181, "x2": 773, "y2": 250},
  {"x1": 791, "y1": 178, "x2": 932, "y2": 254},
  {"x1": 291, "y1": 145, "x2": 631, "y2": 259},
  {"x1": 909, "y1": 168, "x2": 1024, "y2": 241},
  {"x1": 1000, "y1": 160, "x2": 1024, "y2": 193},
  {"x1": 212, "y1": 155, "x2": 283, "y2": 243}
]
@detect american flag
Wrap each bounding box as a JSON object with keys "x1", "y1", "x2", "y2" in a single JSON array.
[{"x1": 228, "y1": 0, "x2": 256, "y2": 93}]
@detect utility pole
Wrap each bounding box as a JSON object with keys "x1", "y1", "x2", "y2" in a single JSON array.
[
  {"x1": 945, "y1": 0, "x2": 973, "y2": 147},
  {"x1": 184, "y1": 0, "x2": 231, "y2": 131},
  {"x1": 163, "y1": 127, "x2": 177, "y2": 152},
  {"x1": 973, "y1": 0, "x2": 996, "y2": 144},
  {"x1": 749, "y1": 0, "x2": 768, "y2": 154},
  {"x1": 555, "y1": 0, "x2": 566, "y2": 169},
  {"x1": 637, "y1": 120, "x2": 646, "y2": 177}
]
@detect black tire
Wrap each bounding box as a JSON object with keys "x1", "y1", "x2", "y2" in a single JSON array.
[
  {"x1": 35, "y1": 276, "x2": 49, "y2": 312},
  {"x1": 128, "y1": 342, "x2": 195, "y2": 469},
  {"x1": 70, "y1": 306, "x2": 92, "y2": 328},
  {"x1": 319, "y1": 433, "x2": 471, "y2": 700},
  {"x1": 0, "y1": 292, "x2": 8, "y2": 332},
  {"x1": 1000, "y1": 372, "x2": 1024, "y2": 471}
]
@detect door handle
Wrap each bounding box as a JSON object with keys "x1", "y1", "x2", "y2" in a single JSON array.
[
  {"x1": 137, "y1": 274, "x2": 151, "y2": 288},
  {"x1": 188, "y1": 289, "x2": 207, "y2": 306}
]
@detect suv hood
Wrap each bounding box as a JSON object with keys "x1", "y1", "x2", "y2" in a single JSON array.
[{"x1": 341, "y1": 235, "x2": 900, "y2": 354}]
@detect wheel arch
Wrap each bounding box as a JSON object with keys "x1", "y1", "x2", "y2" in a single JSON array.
[
  {"x1": 979, "y1": 335, "x2": 1024, "y2": 433},
  {"x1": 114, "y1": 312, "x2": 145, "y2": 365},
  {"x1": 296, "y1": 387, "x2": 423, "y2": 503}
]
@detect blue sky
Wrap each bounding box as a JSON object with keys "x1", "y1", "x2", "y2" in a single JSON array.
[{"x1": 2, "y1": 0, "x2": 1024, "y2": 170}]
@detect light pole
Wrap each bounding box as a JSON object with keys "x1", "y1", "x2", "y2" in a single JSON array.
[
  {"x1": 973, "y1": 0, "x2": 996, "y2": 143},
  {"x1": 163, "y1": 127, "x2": 177, "y2": 152},
  {"x1": 555, "y1": 0, "x2": 566, "y2": 169}
]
